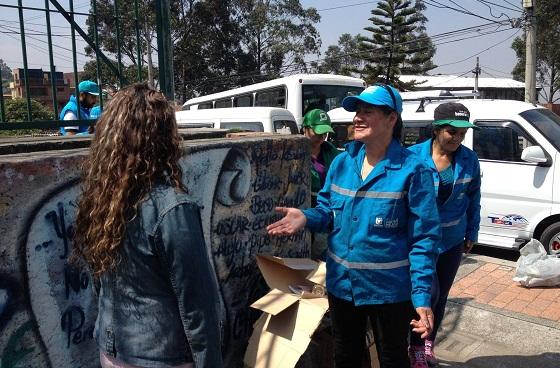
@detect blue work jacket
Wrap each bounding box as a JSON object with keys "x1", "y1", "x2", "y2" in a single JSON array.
[
  {"x1": 303, "y1": 139, "x2": 440, "y2": 308},
  {"x1": 59, "y1": 95, "x2": 91, "y2": 135},
  {"x1": 408, "y1": 139, "x2": 481, "y2": 254}
]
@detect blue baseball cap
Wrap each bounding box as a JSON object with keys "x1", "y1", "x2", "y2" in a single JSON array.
[
  {"x1": 342, "y1": 84, "x2": 403, "y2": 113},
  {"x1": 78, "y1": 80, "x2": 100, "y2": 96}
]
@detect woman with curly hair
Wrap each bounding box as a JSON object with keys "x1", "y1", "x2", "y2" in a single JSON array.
[{"x1": 73, "y1": 83, "x2": 223, "y2": 368}]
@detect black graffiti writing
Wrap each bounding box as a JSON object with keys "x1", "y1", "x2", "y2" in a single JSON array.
[
  {"x1": 251, "y1": 143, "x2": 279, "y2": 167},
  {"x1": 64, "y1": 263, "x2": 89, "y2": 299},
  {"x1": 252, "y1": 171, "x2": 282, "y2": 193},
  {"x1": 214, "y1": 216, "x2": 250, "y2": 236},
  {"x1": 276, "y1": 187, "x2": 307, "y2": 208},
  {"x1": 60, "y1": 306, "x2": 94, "y2": 348},
  {"x1": 214, "y1": 233, "x2": 271, "y2": 268},
  {"x1": 281, "y1": 145, "x2": 307, "y2": 161},
  {"x1": 287, "y1": 166, "x2": 308, "y2": 187},
  {"x1": 249, "y1": 196, "x2": 275, "y2": 215},
  {"x1": 34, "y1": 240, "x2": 53, "y2": 252},
  {"x1": 44, "y1": 202, "x2": 73, "y2": 260}
]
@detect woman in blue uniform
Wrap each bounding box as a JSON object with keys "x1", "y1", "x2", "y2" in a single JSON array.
[
  {"x1": 267, "y1": 85, "x2": 440, "y2": 368},
  {"x1": 408, "y1": 102, "x2": 481, "y2": 367}
]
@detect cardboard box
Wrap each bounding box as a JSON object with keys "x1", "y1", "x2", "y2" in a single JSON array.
[{"x1": 243, "y1": 255, "x2": 328, "y2": 368}]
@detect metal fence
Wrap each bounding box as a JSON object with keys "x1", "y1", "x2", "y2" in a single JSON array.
[{"x1": 0, "y1": 0, "x2": 173, "y2": 132}]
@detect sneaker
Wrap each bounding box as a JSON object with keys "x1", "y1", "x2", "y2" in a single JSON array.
[
  {"x1": 409, "y1": 345, "x2": 428, "y2": 368},
  {"x1": 425, "y1": 339, "x2": 438, "y2": 366}
]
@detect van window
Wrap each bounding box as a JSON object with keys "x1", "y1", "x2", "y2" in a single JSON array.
[
  {"x1": 473, "y1": 121, "x2": 537, "y2": 162},
  {"x1": 215, "y1": 98, "x2": 232, "y2": 108},
  {"x1": 329, "y1": 123, "x2": 354, "y2": 148},
  {"x1": 402, "y1": 121, "x2": 432, "y2": 147},
  {"x1": 520, "y1": 108, "x2": 560, "y2": 152},
  {"x1": 255, "y1": 87, "x2": 286, "y2": 108},
  {"x1": 198, "y1": 102, "x2": 213, "y2": 109},
  {"x1": 234, "y1": 94, "x2": 253, "y2": 107},
  {"x1": 273, "y1": 120, "x2": 298, "y2": 134},
  {"x1": 220, "y1": 121, "x2": 264, "y2": 132},
  {"x1": 302, "y1": 85, "x2": 364, "y2": 116}
]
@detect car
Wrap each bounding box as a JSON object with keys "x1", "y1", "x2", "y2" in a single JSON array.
[
  {"x1": 327, "y1": 97, "x2": 560, "y2": 255},
  {"x1": 175, "y1": 107, "x2": 299, "y2": 134}
]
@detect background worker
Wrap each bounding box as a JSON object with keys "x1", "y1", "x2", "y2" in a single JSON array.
[
  {"x1": 408, "y1": 102, "x2": 481, "y2": 367},
  {"x1": 302, "y1": 108, "x2": 340, "y2": 260},
  {"x1": 59, "y1": 80, "x2": 99, "y2": 135}
]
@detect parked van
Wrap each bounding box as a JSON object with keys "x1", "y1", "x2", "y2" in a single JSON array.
[
  {"x1": 175, "y1": 107, "x2": 299, "y2": 134},
  {"x1": 328, "y1": 99, "x2": 560, "y2": 255}
]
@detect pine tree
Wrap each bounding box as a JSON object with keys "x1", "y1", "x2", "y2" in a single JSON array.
[
  {"x1": 358, "y1": 0, "x2": 433, "y2": 89},
  {"x1": 401, "y1": 0, "x2": 436, "y2": 76}
]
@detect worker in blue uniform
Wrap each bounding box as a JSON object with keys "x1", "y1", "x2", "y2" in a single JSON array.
[
  {"x1": 408, "y1": 102, "x2": 481, "y2": 367},
  {"x1": 267, "y1": 84, "x2": 440, "y2": 368}
]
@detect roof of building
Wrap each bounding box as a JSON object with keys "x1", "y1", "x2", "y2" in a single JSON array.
[{"x1": 400, "y1": 74, "x2": 526, "y2": 89}]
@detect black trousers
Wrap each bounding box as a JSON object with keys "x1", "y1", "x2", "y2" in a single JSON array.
[{"x1": 328, "y1": 294, "x2": 415, "y2": 368}]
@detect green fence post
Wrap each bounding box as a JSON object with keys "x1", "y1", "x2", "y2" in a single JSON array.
[
  {"x1": 0, "y1": 70, "x2": 5, "y2": 122},
  {"x1": 18, "y1": 0, "x2": 32, "y2": 121},
  {"x1": 45, "y1": 0, "x2": 59, "y2": 119},
  {"x1": 92, "y1": 0, "x2": 103, "y2": 110},
  {"x1": 155, "y1": 0, "x2": 174, "y2": 101},
  {"x1": 69, "y1": 0, "x2": 81, "y2": 120}
]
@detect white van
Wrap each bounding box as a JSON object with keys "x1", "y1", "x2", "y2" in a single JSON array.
[
  {"x1": 328, "y1": 99, "x2": 560, "y2": 255},
  {"x1": 175, "y1": 107, "x2": 299, "y2": 134}
]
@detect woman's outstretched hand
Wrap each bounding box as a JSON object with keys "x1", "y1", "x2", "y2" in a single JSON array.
[{"x1": 266, "y1": 207, "x2": 306, "y2": 236}]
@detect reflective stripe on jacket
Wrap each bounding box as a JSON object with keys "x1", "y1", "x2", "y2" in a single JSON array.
[
  {"x1": 303, "y1": 139, "x2": 440, "y2": 308},
  {"x1": 408, "y1": 139, "x2": 481, "y2": 253}
]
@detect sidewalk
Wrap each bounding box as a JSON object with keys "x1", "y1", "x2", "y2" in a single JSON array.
[{"x1": 434, "y1": 254, "x2": 560, "y2": 368}]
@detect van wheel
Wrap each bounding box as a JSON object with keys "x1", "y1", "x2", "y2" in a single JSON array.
[{"x1": 539, "y1": 223, "x2": 560, "y2": 255}]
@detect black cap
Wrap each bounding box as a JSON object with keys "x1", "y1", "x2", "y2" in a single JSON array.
[{"x1": 433, "y1": 102, "x2": 478, "y2": 129}]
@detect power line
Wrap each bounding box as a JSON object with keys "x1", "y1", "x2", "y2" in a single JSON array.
[
  {"x1": 481, "y1": 64, "x2": 512, "y2": 77},
  {"x1": 317, "y1": 1, "x2": 376, "y2": 12},
  {"x1": 424, "y1": 0, "x2": 510, "y2": 24},
  {"x1": 475, "y1": 0, "x2": 522, "y2": 13},
  {"x1": 501, "y1": 0, "x2": 523, "y2": 10},
  {"x1": 434, "y1": 29, "x2": 520, "y2": 68}
]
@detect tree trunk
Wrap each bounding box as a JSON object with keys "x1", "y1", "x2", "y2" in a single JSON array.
[
  {"x1": 549, "y1": 64, "x2": 556, "y2": 104},
  {"x1": 144, "y1": 16, "x2": 154, "y2": 88}
]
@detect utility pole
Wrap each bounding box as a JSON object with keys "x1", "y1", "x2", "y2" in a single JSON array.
[
  {"x1": 473, "y1": 57, "x2": 481, "y2": 99},
  {"x1": 523, "y1": 0, "x2": 537, "y2": 104}
]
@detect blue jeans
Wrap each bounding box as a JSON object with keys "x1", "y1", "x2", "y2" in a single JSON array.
[{"x1": 411, "y1": 242, "x2": 464, "y2": 345}]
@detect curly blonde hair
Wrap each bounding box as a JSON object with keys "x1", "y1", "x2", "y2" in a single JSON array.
[{"x1": 73, "y1": 83, "x2": 185, "y2": 278}]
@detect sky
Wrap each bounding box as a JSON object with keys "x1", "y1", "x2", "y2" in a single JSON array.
[{"x1": 0, "y1": 0, "x2": 524, "y2": 80}]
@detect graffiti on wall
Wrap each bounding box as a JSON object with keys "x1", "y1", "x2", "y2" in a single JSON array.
[{"x1": 0, "y1": 137, "x2": 310, "y2": 368}]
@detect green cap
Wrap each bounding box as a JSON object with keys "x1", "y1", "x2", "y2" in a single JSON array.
[
  {"x1": 432, "y1": 102, "x2": 479, "y2": 129},
  {"x1": 302, "y1": 109, "x2": 335, "y2": 135}
]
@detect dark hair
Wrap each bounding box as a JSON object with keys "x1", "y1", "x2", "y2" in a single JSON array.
[{"x1": 376, "y1": 104, "x2": 402, "y2": 139}]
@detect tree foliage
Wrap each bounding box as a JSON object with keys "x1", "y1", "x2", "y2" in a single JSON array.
[
  {"x1": 83, "y1": 0, "x2": 321, "y2": 102},
  {"x1": 357, "y1": 0, "x2": 434, "y2": 89},
  {"x1": 1, "y1": 98, "x2": 55, "y2": 136},
  {"x1": 314, "y1": 34, "x2": 363, "y2": 76},
  {"x1": 233, "y1": 0, "x2": 321, "y2": 83},
  {"x1": 511, "y1": 0, "x2": 560, "y2": 103},
  {"x1": 1, "y1": 59, "x2": 11, "y2": 91}
]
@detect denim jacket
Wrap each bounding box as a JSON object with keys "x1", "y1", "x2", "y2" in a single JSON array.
[{"x1": 95, "y1": 184, "x2": 223, "y2": 368}]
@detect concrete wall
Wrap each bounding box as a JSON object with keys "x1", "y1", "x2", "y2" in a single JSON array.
[{"x1": 0, "y1": 135, "x2": 310, "y2": 368}]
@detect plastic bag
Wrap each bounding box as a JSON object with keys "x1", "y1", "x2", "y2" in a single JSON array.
[{"x1": 513, "y1": 239, "x2": 560, "y2": 287}]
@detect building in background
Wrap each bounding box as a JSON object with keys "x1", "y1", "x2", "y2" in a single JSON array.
[
  {"x1": 10, "y1": 68, "x2": 72, "y2": 110},
  {"x1": 400, "y1": 74, "x2": 538, "y2": 101}
]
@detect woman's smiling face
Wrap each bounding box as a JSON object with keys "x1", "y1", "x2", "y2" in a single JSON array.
[
  {"x1": 434, "y1": 125, "x2": 468, "y2": 152},
  {"x1": 352, "y1": 102, "x2": 396, "y2": 143}
]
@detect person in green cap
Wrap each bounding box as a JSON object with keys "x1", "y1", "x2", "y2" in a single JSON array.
[{"x1": 302, "y1": 108, "x2": 340, "y2": 259}]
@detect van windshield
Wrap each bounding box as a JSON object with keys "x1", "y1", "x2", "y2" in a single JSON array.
[
  {"x1": 302, "y1": 85, "x2": 364, "y2": 116},
  {"x1": 519, "y1": 108, "x2": 560, "y2": 152}
]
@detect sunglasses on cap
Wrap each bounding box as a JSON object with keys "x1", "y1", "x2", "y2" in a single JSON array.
[{"x1": 373, "y1": 83, "x2": 397, "y2": 112}]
